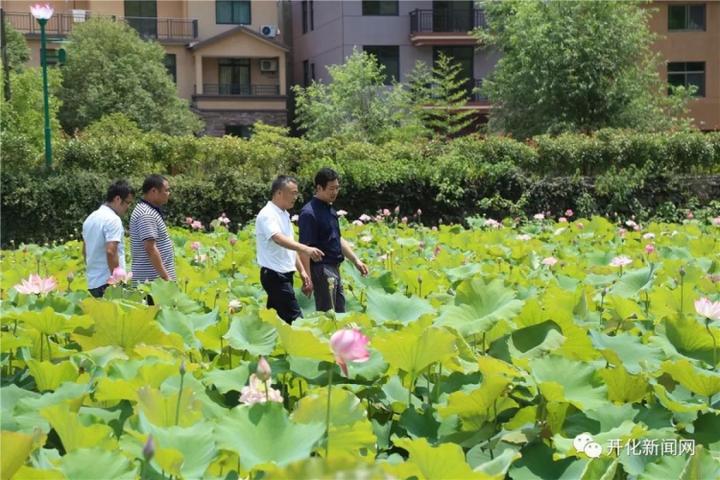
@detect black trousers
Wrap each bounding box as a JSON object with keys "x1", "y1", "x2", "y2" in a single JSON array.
[
  {"x1": 89, "y1": 284, "x2": 109, "y2": 298},
  {"x1": 260, "y1": 267, "x2": 303, "y2": 323},
  {"x1": 310, "y1": 263, "x2": 346, "y2": 313}
]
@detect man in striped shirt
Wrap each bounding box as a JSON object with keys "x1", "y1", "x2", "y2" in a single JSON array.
[{"x1": 130, "y1": 174, "x2": 176, "y2": 286}]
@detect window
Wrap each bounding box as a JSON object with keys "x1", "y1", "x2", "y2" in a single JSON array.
[
  {"x1": 164, "y1": 54, "x2": 177, "y2": 83},
  {"x1": 362, "y1": 1, "x2": 398, "y2": 16},
  {"x1": 219, "y1": 58, "x2": 251, "y2": 94},
  {"x1": 125, "y1": 0, "x2": 157, "y2": 38},
  {"x1": 216, "y1": 0, "x2": 251, "y2": 25},
  {"x1": 363, "y1": 46, "x2": 399, "y2": 85},
  {"x1": 311, "y1": 63, "x2": 316, "y2": 81},
  {"x1": 225, "y1": 125, "x2": 252, "y2": 138},
  {"x1": 303, "y1": 60, "x2": 310, "y2": 86},
  {"x1": 668, "y1": 4, "x2": 706, "y2": 31},
  {"x1": 434, "y1": 46, "x2": 475, "y2": 97},
  {"x1": 302, "y1": 0, "x2": 314, "y2": 34},
  {"x1": 668, "y1": 62, "x2": 705, "y2": 97}
]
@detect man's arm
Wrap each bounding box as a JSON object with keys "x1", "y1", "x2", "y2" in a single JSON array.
[
  {"x1": 143, "y1": 238, "x2": 169, "y2": 280},
  {"x1": 105, "y1": 241, "x2": 120, "y2": 273},
  {"x1": 341, "y1": 238, "x2": 368, "y2": 276},
  {"x1": 271, "y1": 233, "x2": 324, "y2": 261}
]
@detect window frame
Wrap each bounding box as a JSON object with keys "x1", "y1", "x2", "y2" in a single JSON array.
[
  {"x1": 667, "y1": 61, "x2": 706, "y2": 97},
  {"x1": 362, "y1": 1, "x2": 399, "y2": 16},
  {"x1": 363, "y1": 45, "x2": 400, "y2": 85},
  {"x1": 216, "y1": 0, "x2": 252, "y2": 25},
  {"x1": 164, "y1": 53, "x2": 177, "y2": 83},
  {"x1": 668, "y1": 4, "x2": 706, "y2": 31}
]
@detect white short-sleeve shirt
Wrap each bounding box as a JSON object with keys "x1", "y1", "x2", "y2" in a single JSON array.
[
  {"x1": 82, "y1": 204, "x2": 125, "y2": 289},
  {"x1": 255, "y1": 201, "x2": 296, "y2": 273}
]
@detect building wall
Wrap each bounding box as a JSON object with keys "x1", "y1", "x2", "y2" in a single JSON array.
[{"x1": 645, "y1": 1, "x2": 720, "y2": 130}]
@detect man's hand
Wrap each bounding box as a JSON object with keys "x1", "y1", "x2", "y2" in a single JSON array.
[
  {"x1": 302, "y1": 245, "x2": 325, "y2": 262},
  {"x1": 301, "y1": 271, "x2": 313, "y2": 297},
  {"x1": 354, "y1": 258, "x2": 369, "y2": 276}
]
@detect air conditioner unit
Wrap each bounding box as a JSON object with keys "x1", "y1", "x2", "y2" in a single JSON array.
[
  {"x1": 72, "y1": 9, "x2": 87, "y2": 22},
  {"x1": 260, "y1": 25, "x2": 278, "y2": 38},
  {"x1": 260, "y1": 59, "x2": 278, "y2": 72}
]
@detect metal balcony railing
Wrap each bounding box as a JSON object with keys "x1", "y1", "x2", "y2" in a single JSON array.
[
  {"x1": 410, "y1": 8, "x2": 486, "y2": 34},
  {"x1": 198, "y1": 84, "x2": 282, "y2": 96},
  {"x1": 4, "y1": 11, "x2": 198, "y2": 41}
]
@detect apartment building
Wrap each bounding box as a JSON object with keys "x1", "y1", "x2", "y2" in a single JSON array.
[
  {"x1": 290, "y1": 0, "x2": 500, "y2": 121},
  {"x1": 2, "y1": 0, "x2": 291, "y2": 136},
  {"x1": 291, "y1": 0, "x2": 718, "y2": 132},
  {"x1": 645, "y1": 1, "x2": 719, "y2": 131}
]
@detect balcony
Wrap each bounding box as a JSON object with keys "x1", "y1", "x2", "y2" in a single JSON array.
[
  {"x1": 409, "y1": 8, "x2": 486, "y2": 46},
  {"x1": 4, "y1": 11, "x2": 198, "y2": 42},
  {"x1": 198, "y1": 84, "x2": 282, "y2": 97}
]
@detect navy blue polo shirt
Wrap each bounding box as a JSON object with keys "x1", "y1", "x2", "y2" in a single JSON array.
[{"x1": 298, "y1": 197, "x2": 344, "y2": 264}]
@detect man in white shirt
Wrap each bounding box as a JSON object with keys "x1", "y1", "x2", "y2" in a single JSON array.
[
  {"x1": 82, "y1": 180, "x2": 135, "y2": 297},
  {"x1": 256, "y1": 175, "x2": 324, "y2": 323}
]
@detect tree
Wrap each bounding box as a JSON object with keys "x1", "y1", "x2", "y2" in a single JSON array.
[
  {"x1": 58, "y1": 18, "x2": 202, "y2": 135},
  {"x1": 475, "y1": 0, "x2": 695, "y2": 138},
  {"x1": 2, "y1": 21, "x2": 31, "y2": 72},
  {"x1": 0, "y1": 64, "x2": 62, "y2": 170},
  {"x1": 407, "y1": 53, "x2": 478, "y2": 138},
  {"x1": 293, "y1": 49, "x2": 427, "y2": 143}
]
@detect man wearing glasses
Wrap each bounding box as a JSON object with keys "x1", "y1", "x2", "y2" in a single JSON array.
[
  {"x1": 81, "y1": 180, "x2": 135, "y2": 297},
  {"x1": 298, "y1": 168, "x2": 368, "y2": 313},
  {"x1": 255, "y1": 175, "x2": 324, "y2": 323}
]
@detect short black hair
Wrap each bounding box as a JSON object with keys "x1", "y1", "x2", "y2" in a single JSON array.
[
  {"x1": 314, "y1": 168, "x2": 339, "y2": 189},
  {"x1": 105, "y1": 180, "x2": 135, "y2": 203},
  {"x1": 270, "y1": 175, "x2": 298, "y2": 196},
  {"x1": 142, "y1": 174, "x2": 167, "y2": 194}
]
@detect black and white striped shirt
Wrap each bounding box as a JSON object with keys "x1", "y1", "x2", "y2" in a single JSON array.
[{"x1": 130, "y1": 200, "x2": 176, "y2": 284}]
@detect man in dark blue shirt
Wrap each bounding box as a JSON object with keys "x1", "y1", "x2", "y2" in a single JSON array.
[{"x1": 298, "y1": 168, "x2": 368, "y2": 312}]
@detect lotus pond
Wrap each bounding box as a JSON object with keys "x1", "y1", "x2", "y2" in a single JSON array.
[{"x1": 1, "y1": 215, "x2": 720, "y2": 479}]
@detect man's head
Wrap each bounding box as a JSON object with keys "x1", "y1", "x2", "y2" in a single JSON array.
[
  {"x1": 314, "y1": 168, "x2": 340, "y2": 204},
  {"x1": 106, "y1": 180, "x2": 135, "y2": 216},
  {"x1": 142, "y1": 174, "x2": 170, "y2": 206},
  {"x1": 271, "y1": 175, "x2": 300, "y2": 210}
]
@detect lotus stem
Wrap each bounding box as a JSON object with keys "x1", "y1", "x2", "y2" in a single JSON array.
[{"x1": 325, "y1": 367, "x2": 334, "y2": 459}]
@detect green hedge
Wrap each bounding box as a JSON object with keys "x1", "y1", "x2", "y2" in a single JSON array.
[{"x1": 2, "y1": 127, "x2": 719, "y2": 244}]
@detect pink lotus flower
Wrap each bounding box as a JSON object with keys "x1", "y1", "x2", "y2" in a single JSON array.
[
  {"x1": 610, "y1": 256, "x2": 633, "y2": 267},
  {"x1": 394, "y1": 206, "x2": 400, "y2": 215},
  {"x1": 337, "y1": 210, "x2": 348, "y2": 217},
  {"x1": 185, "y1": 217, "x2": 194, "y2": 225},
  {"x1": 565, "y1": 209, "x2": 574, "y2": 217},
  {"x1": 358, "y1": 214, "x2": 372, "y2": 223},
  {"x1": 382, "y1": 209, "x2": 391, "y2": 217},
  {"x1": 686, "y1": 211, "x2": 694, "y2": 220},
  {"x1": 625, "y1": 220, "x2": 637, "y2": 228},
  {"x1": 191, "y1": 220, "x2": 203, "y2": 230},
  {"x1": 228, "y1": 299, "x2": 242, "y2": 313},
  {"x1": 643, "y1": 232, "x2": 656, "y2": 240},
  {"x1": 229, "y1": 237, "x2": 237, "y2": 246},
  {"x1": 712, "y1": 217, "x2": 720, "y2": 226},
  {"x1": 401, "y1": 216, "x2": 408, "y2": 224},
  {"x1": 330, "y1": 328, "x2": 370, "y2": 376},
  {"x1": 239, "y1": 374, "x2": 283, "y2": 405},
  {"x1": 13, "y1": 274, "x2": 57, "y2": 295},
  {"x1": 256, "y1": 357, "x2": 272, "y2": 382},
  {"x1": 542, "y1": 256, "x2": 558, "y2": 266},
  {"x1": 30, "y1": 3, "x2": 53, "y2": 20},
  {"x1": 485, "y1": 218, "x2": 501, "y2": 229},
  {"x1": 695, "y1": 298, "x2": 720, "y2": 321},
  {"x1": 217, "y1": 214, "x2": 231, "y2": 225},
  {"x1": 191, "y1": 241, "x2": 201, "y2": 251},
  {"x1": 352, "y1": 220, "x2": 363, "y2": 226},
  {"x1": 533, "y1": 213, "x2": 545, "y2": 221},
  {"x1": 431, "y1": 226, "x2": 438, "y2": 231},
  {"x1": 517, "y1": 234, "x2": 532, "y2": 241},
  {"x1": 416, "y1": 209, "x2": 422, "y2": 216},
  {"x1": 618, "y1": 228, "x2": 628, "y2": 237},
  {"x1": 645, "y1": 244, "x2": 655, "y2": 254},
  {"x1": 558, "y1": 217, "x2": 568, "y2": 223},
  {"x1": 107, "y1": 267, "x2": 133, "y2": 285},
  {"x1": 194, "y1": 254, "x2": 208, "y2": 263}
]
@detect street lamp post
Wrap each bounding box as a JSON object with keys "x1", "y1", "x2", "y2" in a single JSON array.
[{"x1": 30, "y1": 3, "x2": 54, "y2": 170}]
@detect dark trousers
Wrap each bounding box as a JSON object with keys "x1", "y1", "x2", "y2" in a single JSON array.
[
  {"x1": 310, "y1": 263, "x2": 346, "y2": 313},
  {"x1": 89, "y1": 284, "x2": 109, "y2": 298},
  {"x1": 260, "y1": 267, "x2": 303, "y2": 323}
]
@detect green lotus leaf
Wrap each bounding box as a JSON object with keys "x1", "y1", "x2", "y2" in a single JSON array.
[
  {"x1": 1, "y1": 430, "x2": 38, "y2": 480},
  {"x1": 589, "y1": 331, "x2": 664, "y2": 374},
  {"x1": 58, "y1": 448, "x2": 136, "y2": 480},
  {"x1": 40, "y1": 403, "x2": 116, "y2": 452},
  {"x1": 156, "y1": 308, "x2": 218, "y2": 349},
  {"x1": 530, "y1": 356, "x2": 609, "y2": 410},
  {"x1": 214, "y1": 402, "x2": 325, "y2": 471},
  {"x1": 366, "y1": 289, "x2": 434, "y2": 325},
  {"x1": 611, "y1": 266, "x2": 655, "y2": 298},
  {"x1": 661, "y1": 359, "x2": 720, "y2": 398},
  {"x1": 389, "y1": 437, "x2": 489, "y2": 479},
  {"x1": 26, "y1": 360, "x2": 79, "y2": 392},
  {"x1": 373, "y1": 325, "x2": 456, "y2": 379},
  {"x1": 223, "y1": 312, "x2": 278, "y2": 355},
  {"x1": 202, "y1": 364, "x2": 250, "y2": 394}
]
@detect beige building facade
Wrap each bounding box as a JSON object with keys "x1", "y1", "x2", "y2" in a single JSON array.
[{"x1": 2, "y1": 0, "x2": 290, "y2": 136}]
